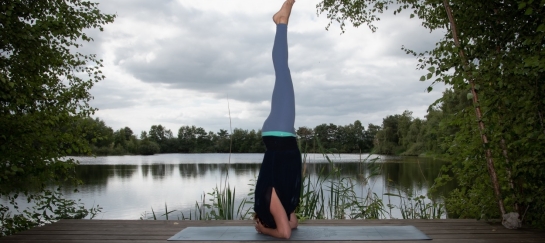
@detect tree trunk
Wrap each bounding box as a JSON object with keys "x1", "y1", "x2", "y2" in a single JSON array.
[{"x1": 442, "y1": 0, "x2": 506, "y2": 216}]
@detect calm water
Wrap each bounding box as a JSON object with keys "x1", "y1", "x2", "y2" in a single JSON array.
[{"x1": 8, "y1": 153, "x2": 453, "y2": 220}]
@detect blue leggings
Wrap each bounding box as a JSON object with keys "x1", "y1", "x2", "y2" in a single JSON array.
[{"x1": 261, "y1": 24, "x2": 295, "y2": 135}]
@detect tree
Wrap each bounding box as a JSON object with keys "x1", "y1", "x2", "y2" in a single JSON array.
[
  {"x1": 397, "y1": 110, "x2": 413, "y2": 150},
  {"x1": 364, "y1": 123, "x2": 380, "y2": 152},
  {"x1": 314, "y1": 123, "x2": 339, "y2": 152},
  {"x1": 297, "y1": 126, "x2": 314, "y2": 152},
  {"x1": 336, "y1": 120, "x2": 366, "y2": 153},
  {"x1": 402, "y1": 117, "x2": 423, "y2": 155},
  {"x1": 231, "y1": 128, "x2": 249, "y2": 153},
  {"x1": 317, "y1": 0, "x2": 545, "y2": 227},
  {"x1": 80, "y1": 117, "x2": 114, "y2": 155},
  {"x1": 177, "y1": 125, "x2": 196, "y2": 152},
  {"x1": 215, "y1": 129, "x2": 231, "y2": 152},
  {"x1": 194, "y1": 127, "x2": 209, "y2": 152},
  {"x1": 113, "y1": 128, "x2": 128, "y2": 150},
  {"x1": 0, "y1": 0, "x2": 115, "y2": 235},
  {"x1": 113, "y1": 126, "x2": 138, "y2": 154},
  {"x1": 149, "y1": 124, "x2": 176, "y2": 153},
  {"x1": 374, "y1": 114, "x2": 403, "y2": 155}
]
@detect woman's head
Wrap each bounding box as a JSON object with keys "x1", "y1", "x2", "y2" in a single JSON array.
[{"x1": 253, "y1": 213, "x2": 272, "y2": 228}]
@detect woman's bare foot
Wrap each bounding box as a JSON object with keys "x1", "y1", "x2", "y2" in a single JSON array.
[{"x1": 273, "y1": 0, "x2": 295, "y2": 24}]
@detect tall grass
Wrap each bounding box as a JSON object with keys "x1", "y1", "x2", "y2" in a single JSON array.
[
  {"x1": 384, "y1": 159, "x2": 446, "y2": 219},
  {"x1": 141, "y1": 98, "x2": 255, "y2": 221},
  {"x1": 297, "y1": 146, "x2": 387, "y2": 220},
  {"x1": 140, "y1": 183, "x2": 253, "y2": 220},
  {"x1": 384, "y1": 191, "x2": 445, "y2": 219},
  {"x1": 141, "y1": 141, "x2": 445, "y2": 220}
]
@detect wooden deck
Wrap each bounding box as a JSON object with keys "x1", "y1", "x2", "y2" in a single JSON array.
[{"x1": 1, "y1": 219, "x2": 544, "y2": 242}]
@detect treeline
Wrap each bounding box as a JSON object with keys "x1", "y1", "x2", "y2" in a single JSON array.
[
  {"x1": 78, "y1": 119, "x2": 378, "y2": 155},
  {"x1": 374, "y1": 88, "x2": 470, "y2": 156},
  {"x1": 79, "y1": 90, "x2": 468, "y2": 156}
]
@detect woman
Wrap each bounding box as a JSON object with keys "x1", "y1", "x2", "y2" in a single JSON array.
[{"x1": 253, "y1": 0, "x2": 301, "y2": 239}]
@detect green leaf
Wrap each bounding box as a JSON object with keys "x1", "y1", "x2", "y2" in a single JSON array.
[
  {"x1": 427, "y1": 86, "x2": 433, "y2": 92},
  {"x1": 0, "y1": 1, "x2": 115, "y2": 233},
  {"x1": 11, "y1": 165, "x2": 20, "y2": 172},
  {"x1": 518, "y1": 2, "x2": 526, "y2": 9},
  {"x1": 420, "y1": 75, "x2": 426, "y2": 81},
  {"x1": 525, "y1": 7, "x2": 533, "y2": 15},
  {"x1": 537, "y1": 24, "x2": 545, "y2": 32},
  {"x1": 467, "y1": 92, "x2": 474, "y2": 100},
  {"x1": 427, "y1": 66, "x2": 435, "y2": 73}
]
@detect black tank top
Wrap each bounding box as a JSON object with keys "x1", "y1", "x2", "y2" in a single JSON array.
[{"x1": 254, "y1": 136, "x2": 302, "y2": 228}]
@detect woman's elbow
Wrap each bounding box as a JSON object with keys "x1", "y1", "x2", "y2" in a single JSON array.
[{"x1": 278, "y1": 228, "x2": 291, "y2": 239}]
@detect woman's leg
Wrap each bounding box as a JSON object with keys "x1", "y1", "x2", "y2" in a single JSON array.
[
  {"x1": 255, "y1": 2, "x2": 296, "y2": 238},
  {"x1": 262, "y1": 0, "x2": 296, "y2": 134}
]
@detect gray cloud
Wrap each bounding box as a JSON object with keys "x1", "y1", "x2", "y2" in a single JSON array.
[
  {"x1": 120, "y1": 35, "x2": 270, "y2": 100},
  {"x1": 87, "y1": 0, "x2": 447, "y2": 134}
]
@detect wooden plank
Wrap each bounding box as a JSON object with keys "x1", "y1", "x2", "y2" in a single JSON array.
[
  {"x1": 2, "y1": 238, "x2": 545, "y2": 243},
  {"x1": 24, "y1": 226, "x2": 509, "y2": 234},
  {"x1": 48, "y1": 219, "x2": 485, "y2": 224},
  {"x1": 1, "y1": 219, "x2": 543, "y2": 243},
  {"x1": 30, "y1": 220, "x2": 538, "y2": 235},
  {"x1": 31, "y1": 219, "x2": 496, "y2": 229},
  {"x1": 25, "y1": 227, "x2": 500, "y2": 234}
]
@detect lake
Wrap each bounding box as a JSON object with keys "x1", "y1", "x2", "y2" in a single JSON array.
[{"x1": 7, "y1": 153, "x2": 453, "y2": 220}]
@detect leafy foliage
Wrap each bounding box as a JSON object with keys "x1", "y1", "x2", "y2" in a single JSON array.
[
  {"x1": 0, "y1": 0, "x2": 114, "y2": 235},
  {"x1": 0, "y1": 189, "x2": 102, "y2": 236},
  {"x1": 317, "y1": 0, "x2": 545, "y2": 227}
]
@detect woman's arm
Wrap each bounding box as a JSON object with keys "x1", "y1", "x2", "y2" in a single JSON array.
[
  {"x1": 255, "y1": 188, "x2": 292, "y2": 239},
  {"x1": 289, "y1": 211, "x2": 298, "y2": 229}
]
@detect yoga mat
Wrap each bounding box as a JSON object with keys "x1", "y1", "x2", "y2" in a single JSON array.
[{"x1": 168, "y1": 225, "x2": 431, "y2": 241}]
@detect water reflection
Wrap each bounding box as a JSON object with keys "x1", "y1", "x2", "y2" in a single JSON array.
[{"x1": 60, "y1": 154, "x2": 454, "y2": 219}]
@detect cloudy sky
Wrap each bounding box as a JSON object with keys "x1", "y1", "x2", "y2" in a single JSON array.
[{"x1": 85, "y1": 0, "x2": 447, "y2": 136}]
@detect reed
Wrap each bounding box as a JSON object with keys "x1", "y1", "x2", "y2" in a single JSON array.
[
  {"x1": 207, "y1": 183, "x2": 252, "y2": 220},
  {"x1": 296, "y1": 144, "x2": 387, "y2": 220},
  {"x1": 141, "y1": 140, "x2": 444, "y2": 220},
  {"x1": 385, "y1": 190, "x2": 445, "y2": 219}
]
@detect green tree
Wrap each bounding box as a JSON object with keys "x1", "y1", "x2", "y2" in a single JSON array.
[
  {"x1": 113, "y1": 128, "x2": 128, "y2": 151},
  {"x1": 296, "y1": 126, "x2": 314, "y2": 152},
  {"x1": 149, "y1": 124, "x2": 177, "y2": 153},
  {"x1": 317, "y1": 0, "x2": 545, "y2": 227},
  {"x1": 247, "y1": 129, "x2": 265, "y2": 153},
  {"x1": 337, "y1": 120, "x2": 366, "y2": 153},
  {"x1": 314, "y1": 123, "x2": 339, "y2": 152},
  {"x1": 397, "y1": 110, "x2": 413, "y2": 150},
  {"x1": 81, "y1": 117, "x2": 114, "y2": 155},
  {"x1": 177, "y1": 125, "x2": 210, "y2": 152},
  {"x1": 193, "y1": 127, "x2": 210, "y2": 152},
  {"x1": 139, "y1": 131, "x2": 159, "y2": 155},
  {"x1": 374, "y1": 114, "x2": 403, "y2": 155},
  {"x1": 231, "y1": 128, "x2": 249, "y2": 153},
  {"x1": 113, "y1": 126, "x2": 137, "y2": 154},
  {"x1": 178, "y1": 125, "x2": 197, "y2": 152},
  {"x1": 401, "y1": 117, "x2": 424, "y2": 156},
  {"x1": 123, "y1": 127, "x2": 134, "y2": 140},
  {"x1": 364, "y1": 123, "x2": 380, "y2": 152},
  {"x1": 214, "y1": 129, "x2": 231, "y2": 152},
  {"x1": 0, "y1": 0, "x2": 115, "y2": 235}
]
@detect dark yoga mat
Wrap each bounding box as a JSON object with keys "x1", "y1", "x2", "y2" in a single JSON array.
[{"x1": 168, "y1": 225, "x2": 431, "y2": 241}]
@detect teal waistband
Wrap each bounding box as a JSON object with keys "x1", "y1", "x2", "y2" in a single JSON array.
[{"x1": 261, "y1": 131, "x2": 296, "y2": 137}]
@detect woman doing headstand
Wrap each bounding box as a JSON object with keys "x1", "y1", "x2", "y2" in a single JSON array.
[{"x1": 253, "y1": 0, "x2": 301, "y2": 239}]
